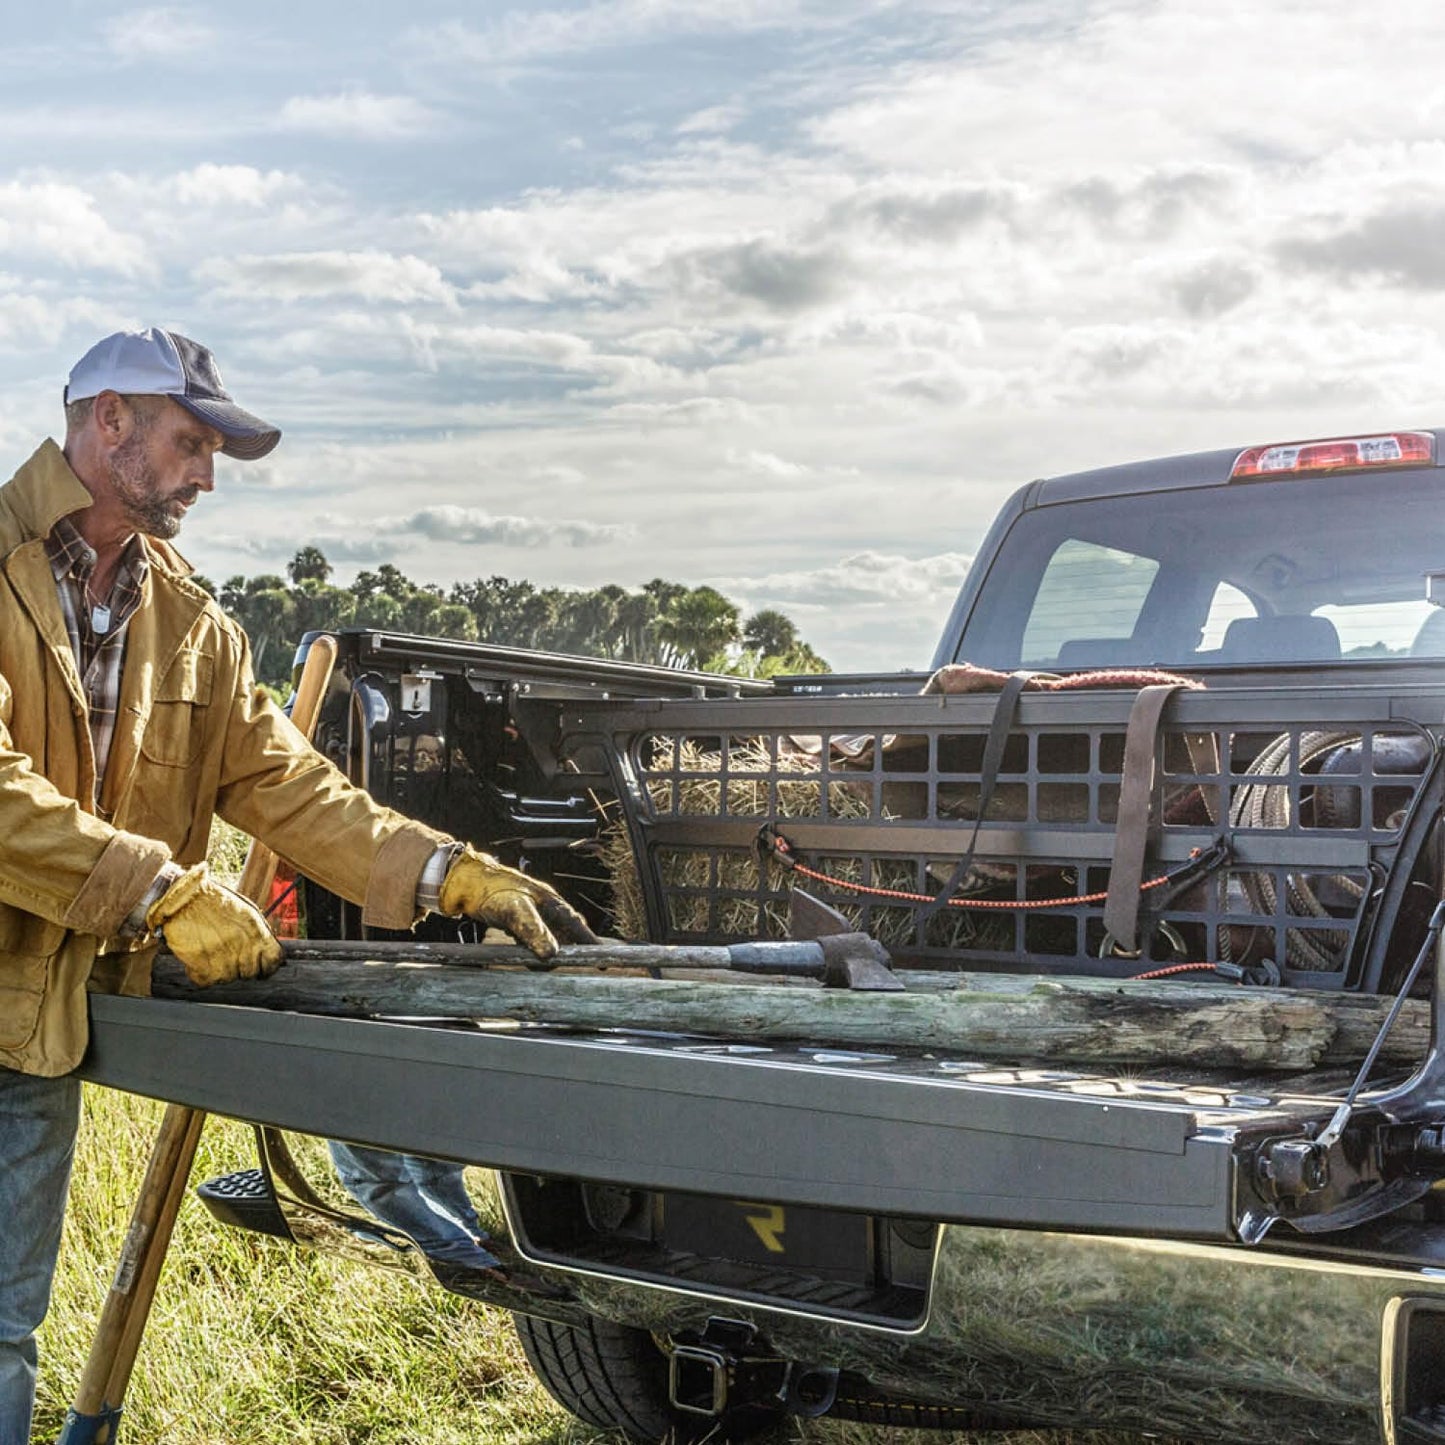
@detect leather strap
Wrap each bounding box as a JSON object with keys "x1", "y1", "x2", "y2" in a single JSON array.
[{"x1": 1102, "y1": 683, "x2": 1182, "y2": 951}]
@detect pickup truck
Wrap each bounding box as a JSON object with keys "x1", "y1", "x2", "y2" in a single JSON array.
[{"x1": 81, "y1": 428, "x2": 1445, "y2": 1444}]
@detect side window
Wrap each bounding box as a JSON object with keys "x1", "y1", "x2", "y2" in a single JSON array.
[
  {"x1": 1198, "y1": 582, "x2": 1257, "y2": 651},
  {"x1": 1020, "y1": 540, "x2": 1160, "y2": 666}
]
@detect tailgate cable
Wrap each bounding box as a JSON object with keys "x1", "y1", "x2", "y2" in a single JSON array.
[{"x1": 1314, "y1": 898, "x2": 1445, "y2": 1153}]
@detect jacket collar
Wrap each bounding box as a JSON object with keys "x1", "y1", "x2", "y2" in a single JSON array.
[
  {"x1": 5, "y1": 439, "x2": 95, "y2": 538},
  {"x1": 2, "y1": 437, "x2": 196, "y2": 577}
]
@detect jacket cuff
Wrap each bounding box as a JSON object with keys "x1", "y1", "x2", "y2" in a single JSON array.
[
  {"x1": 416, "y1": 843, "x2": 464, "y2": 914},
  {"x1": 362, "y1": 826, "x2": 452, "y2": 930},
  {"x1": 61, "y1": 830, "x2": 174, "y2": 939},
  {"x1": 121, "y1": 861, "x2": 184, "y2": 937}
]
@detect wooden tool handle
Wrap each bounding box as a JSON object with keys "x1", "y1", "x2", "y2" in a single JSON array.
[{"x1": 64, "y1": 632, "x2": 341, "y2": 1441}]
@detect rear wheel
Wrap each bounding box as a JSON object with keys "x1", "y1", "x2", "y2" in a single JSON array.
[{"x1": 512, "y1": 1312, "x2": 780, "y2": 1443}]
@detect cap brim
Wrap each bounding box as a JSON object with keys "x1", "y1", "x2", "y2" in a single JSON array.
[{"x1": 174, "y1": 396, "x2": 281, "y2": 461}]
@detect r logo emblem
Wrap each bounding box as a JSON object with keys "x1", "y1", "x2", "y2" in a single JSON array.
[{"x1": 736, "y1": 1202, "x2": 785, "y2": 1253}]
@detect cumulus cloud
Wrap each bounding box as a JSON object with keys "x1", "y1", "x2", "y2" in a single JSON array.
[
  {"x1": 0, "y1": 290, "x2": 122, "y2": 349},
  {"x1": 276, "y1": 91, "x2": 435, "y2": 139},
  {"x1": 169, "y1": 164, "x2": 305, "y2": 208},
  {"x1": 195, "y1": 251, "x2": 456, "y2": 307},
  {"x1": 0, "y1": 182, "x2": 150, "y2": 275},
  {"x1": 383, "y1": 505, "x2": 635, "y2": 548}
]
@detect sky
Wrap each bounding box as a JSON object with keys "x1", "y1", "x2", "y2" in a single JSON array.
[{"x1": 2, "y1": 0, "x2": 1443, "y2": 671}]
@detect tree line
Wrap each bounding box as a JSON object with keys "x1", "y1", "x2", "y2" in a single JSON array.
[{"x1": 198, "y1": 546, "x2": 829, "y2": 688}]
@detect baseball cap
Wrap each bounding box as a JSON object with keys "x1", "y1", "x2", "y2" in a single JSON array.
[{"x1": 64, "y1": 327, "x2": 281, "y2": 461}]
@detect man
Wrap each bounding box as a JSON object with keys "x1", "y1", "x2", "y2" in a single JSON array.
[{"x1": 0, "y1": 328, "x2": 593, "y2": 1445}]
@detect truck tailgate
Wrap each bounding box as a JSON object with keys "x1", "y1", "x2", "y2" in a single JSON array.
[{"x1": 80, "y1": 993, "x2": 1345, "y2": 1241}]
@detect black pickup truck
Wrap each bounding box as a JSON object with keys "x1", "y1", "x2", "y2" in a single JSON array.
[{"x1": 82, "y1": 428, "x2": 1445, "y2": 1443}]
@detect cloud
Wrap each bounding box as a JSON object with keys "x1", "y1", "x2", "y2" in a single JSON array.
[
  {"x1": 669, "y1": 239, "x2": 843, "y2": 313},
  {"x1": 714, "y1": 549, "x2": 973, "y2": 607},
  {"x1": 0, "y1": 182, "x2": 150, "y2": 275},
  {"x1": 104, "y1": 6, "x2": 215, "y2": 61},
  {"x1": 812, "y1": 0, "x2": 1445, "y2": 178},
  {"x1": 412, "y1": 1, "x2": 810, "y2": 63},
  {"x1": 276, "y1": 91, "x2": 435, "y2": 139},
  {"x1": 837, "y1": 182, "x2": 1018, "y2": 242},
  {"x1": 725, "y1": 448, "x2": 809, "y2": 478},
  {"x1": 1277, "y1": 204, "x2": 1445, "y2": 290},
  {"x1": 1168, "y1": 256, "x2": 1259, "y2": 317},
  {"x1": 1042, "y1": 315, "x2": 1445, "y2": 412},
  {"x1": 168, "y1": 164, "x2": 306, "y2": 208},
  {"x1": 195, "y1": 251, "x2": 456, "y2": 307},
  {"x1": 677, "y1": 102, "x2": 746, "y2": 136},
  {"x1": 297, "y1": 536, "x2": 399, "y2": 563},
  {"x1": 384, "y1": 505, "x2": 635, "y2": 548},
  {"x1": 0, "y1": 289, "x2": 122, "y2": 349}
]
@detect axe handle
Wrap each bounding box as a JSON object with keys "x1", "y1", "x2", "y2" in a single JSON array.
[
  {"x1": 64, "y1": 633, "x2": 339, "y2": 1441},
  {"x1": 270, "y1": 936, "x2": 830, "y2": 975}
]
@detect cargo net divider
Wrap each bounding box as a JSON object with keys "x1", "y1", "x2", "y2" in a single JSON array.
[{"x1": 572, "y1": 692, "x2": 1442, "y2": 993}]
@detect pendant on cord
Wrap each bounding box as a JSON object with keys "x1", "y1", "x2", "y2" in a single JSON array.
[{"x1": 91, "y1": 604, "x2": 111, "y2": 633}]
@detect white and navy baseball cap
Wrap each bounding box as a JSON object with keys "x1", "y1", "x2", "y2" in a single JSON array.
[{"x1": 64, "y1": 327, "x2": 281, "y2": 461}]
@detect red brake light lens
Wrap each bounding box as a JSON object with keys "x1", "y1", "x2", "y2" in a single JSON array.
[{"x1": 1231, "y1": 431, "x2": 1435, "y2": 479}]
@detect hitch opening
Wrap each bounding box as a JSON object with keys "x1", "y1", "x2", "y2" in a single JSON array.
[{"x1": 665, "y1": 1318, "x2": 837, "y2": 1421}]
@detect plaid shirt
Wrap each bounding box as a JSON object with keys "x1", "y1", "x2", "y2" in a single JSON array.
[
  {"x1": 47, "y1": 520, "x2": 455, "y2": 923},
  {"x1": 45, "y1": 517, "x2": 148, "y2": 807}
]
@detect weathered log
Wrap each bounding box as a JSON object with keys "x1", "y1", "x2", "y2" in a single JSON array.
[{"x1": 147, "y1": 955, "x2": 1431, "y2": 1071}]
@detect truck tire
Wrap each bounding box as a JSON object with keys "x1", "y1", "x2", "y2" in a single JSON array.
[{"x1": 511, "y1": 1312, "x2": 779, "y2": 1443}]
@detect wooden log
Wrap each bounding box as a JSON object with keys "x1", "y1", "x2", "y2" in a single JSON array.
[{"x1": 148, "y1": 956, "x2": 1431, "y2": 1071}]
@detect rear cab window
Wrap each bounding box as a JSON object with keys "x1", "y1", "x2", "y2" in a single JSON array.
[{"x1": 954, "y1": 464, "x2": 1445, "y2": 671}]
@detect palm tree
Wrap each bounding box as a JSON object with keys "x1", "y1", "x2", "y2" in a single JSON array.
[
  {"x1": 743, "y1": 609, "x2": 798, "y2": 658},
  {"x1": 655, "y1": 586, "x2": 740, "y2": 669},
  {"x1": 287, "y1": 545, "x2": 333, "y2": 586}
]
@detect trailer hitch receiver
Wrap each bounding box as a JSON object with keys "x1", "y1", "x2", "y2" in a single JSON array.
[{"x1": 667, "y1": 1318, "x2": 838, "y2": 1420}]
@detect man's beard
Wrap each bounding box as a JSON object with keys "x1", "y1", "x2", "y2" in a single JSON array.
[{"x1": 108, "y1": 433, "x2": 195, "y2": 539}]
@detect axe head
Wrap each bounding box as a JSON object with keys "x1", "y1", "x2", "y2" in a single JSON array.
[
  {"x1": 816, "y1": 933, "x2": 904, "y2": 991},
  {"x1": 789, "y1": 888, "x2": 902, "y2": 989},
  {"x1": 788, "y1": 888, "x2": 855, "y2": 940}
]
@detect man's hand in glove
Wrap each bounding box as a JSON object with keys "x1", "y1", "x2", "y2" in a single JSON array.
[
  {"x1": 439, "y1": 846, "x2": 597, "y2": 962},
  {"x1": 146, "y1": 863, "x2": 285, "y2": 987}
]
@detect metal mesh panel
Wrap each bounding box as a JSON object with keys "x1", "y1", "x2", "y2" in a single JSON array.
[{"x1": 573, "y1": 692, "x2": 1441, "y2": 991}]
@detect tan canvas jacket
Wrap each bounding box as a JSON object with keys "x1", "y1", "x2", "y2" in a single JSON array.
[{"x1": 0, "y1": 440, "x2": 452, "y2": 1076}]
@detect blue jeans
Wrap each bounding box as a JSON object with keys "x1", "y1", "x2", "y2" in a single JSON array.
[
  {"x1": 325, "y1": 1142, "x2": 499, "y2": 1268},
  {"x1": 0, "y1": 1068, "x2": 81, "y2": 1445}
]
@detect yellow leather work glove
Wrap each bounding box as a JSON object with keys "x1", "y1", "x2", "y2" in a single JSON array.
[
  {"x1": 145, "y1": 863, "x2": 285, "y2": 987},
  {"x1": 439, "y1": 846, "x2": 598, "y2": 962}
]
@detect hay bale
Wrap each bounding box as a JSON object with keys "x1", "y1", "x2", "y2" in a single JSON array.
[
  {"x1": 597, "y1": 736, "x2": 1006, "y2": 954},
  {"x1": 600, "y1": 736, "x2": 873, "y2": 941}
]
